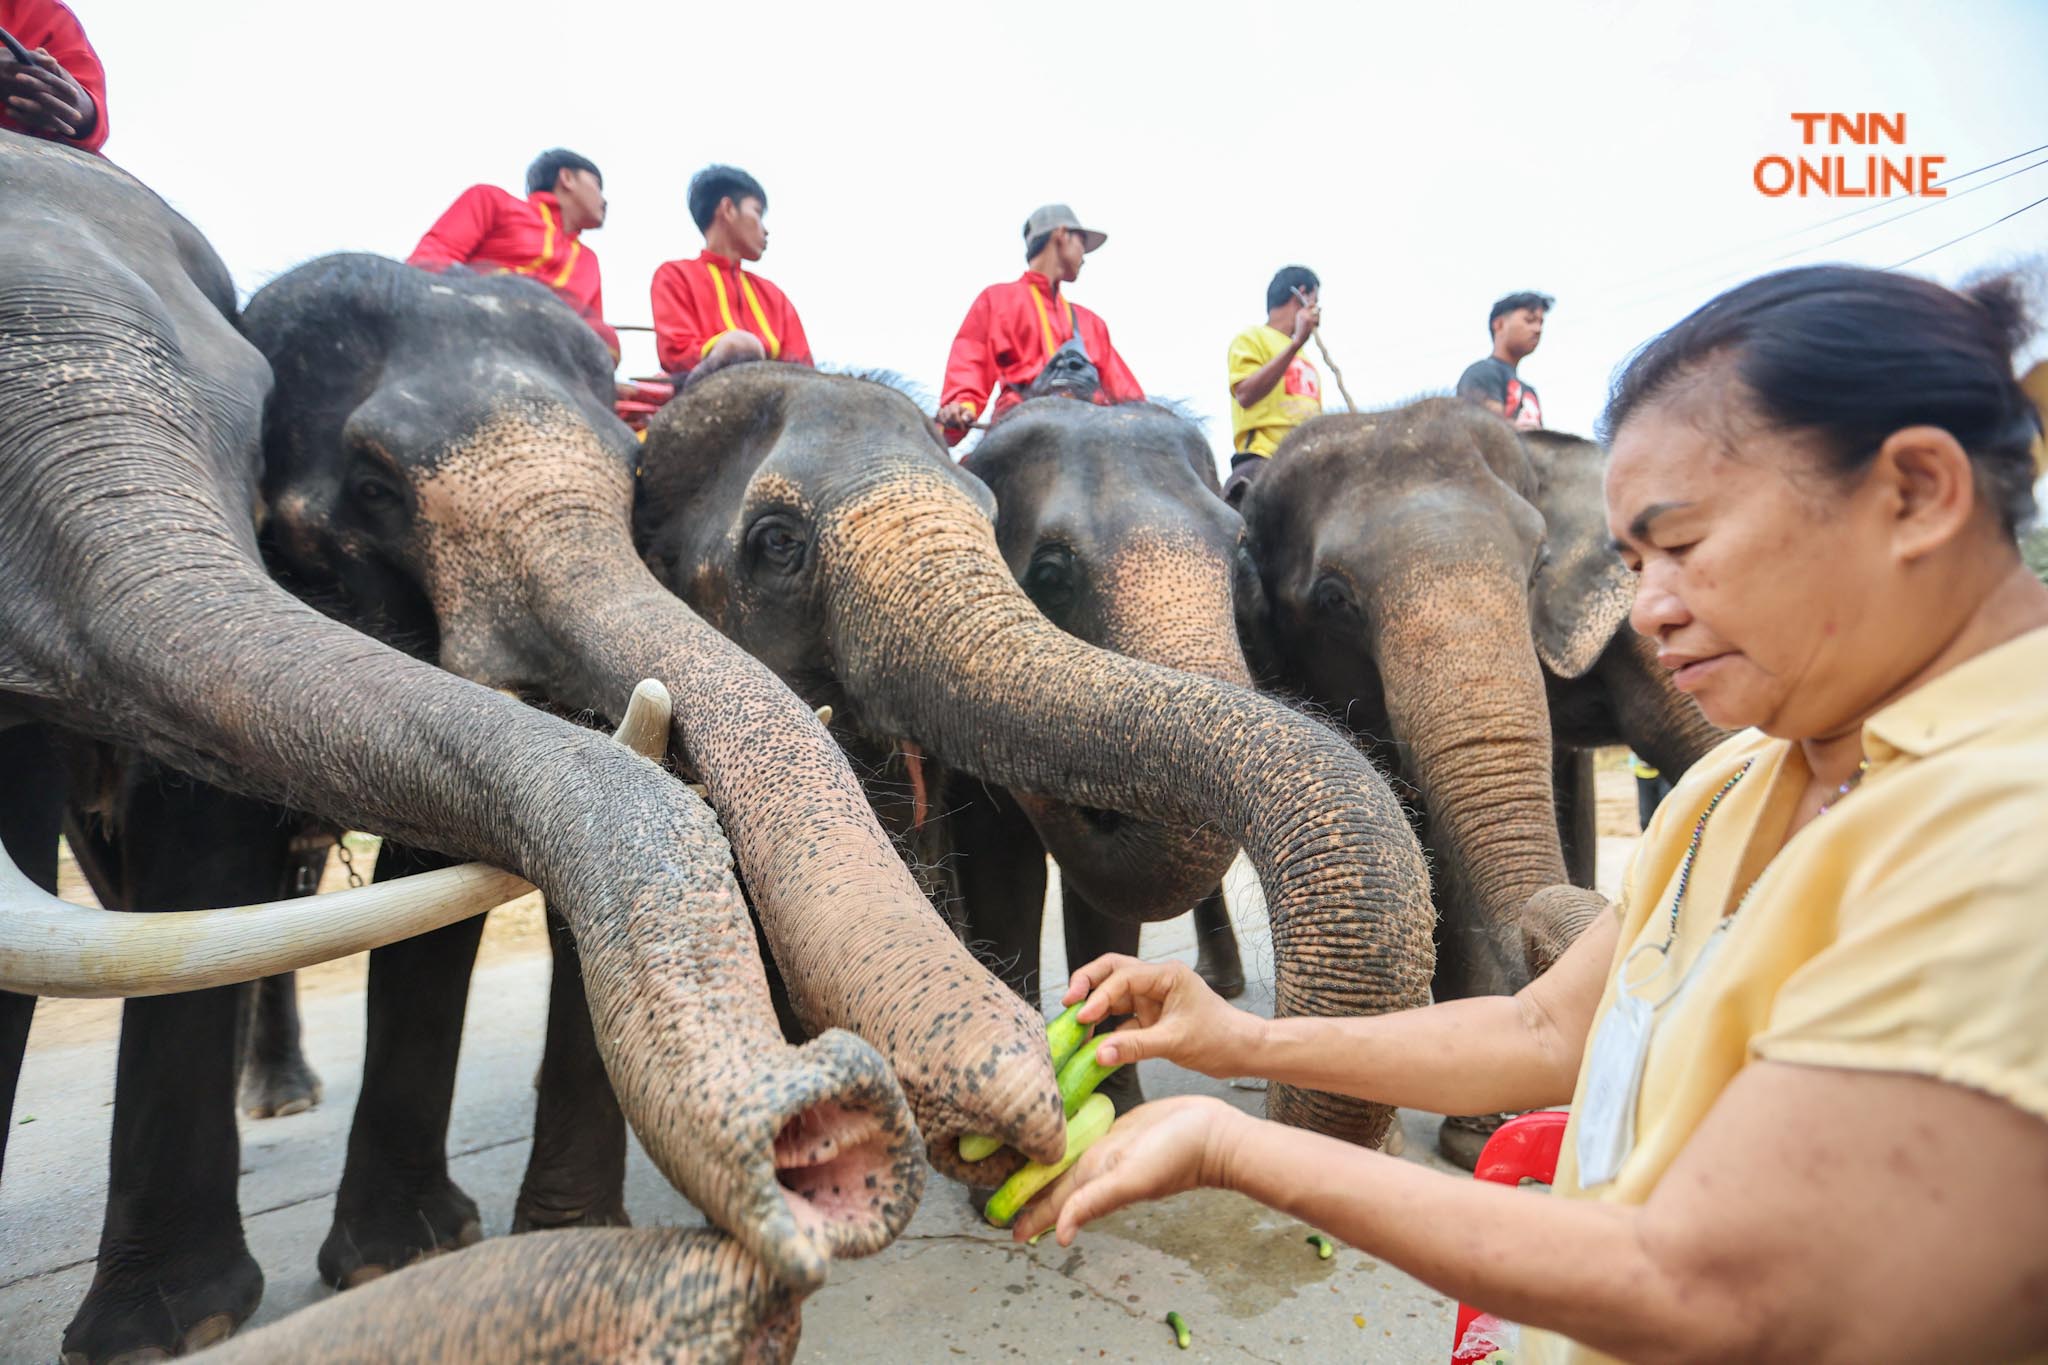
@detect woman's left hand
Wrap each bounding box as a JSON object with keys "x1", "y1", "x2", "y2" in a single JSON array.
[{"x1": 1010, "y1": 1096, "x2": 1250, "y2": 1247}]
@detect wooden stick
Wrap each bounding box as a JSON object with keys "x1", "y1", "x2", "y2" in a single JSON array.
[{"x1": 1310, "y1": 331, "x2": 1359, "y2": 414}]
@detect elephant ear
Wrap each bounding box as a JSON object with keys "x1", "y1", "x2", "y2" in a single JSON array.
[{"x1": 1525, "y1": 430, "x2": 1635, "y2": 680}]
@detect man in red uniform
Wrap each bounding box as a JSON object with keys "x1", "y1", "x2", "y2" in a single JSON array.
[
  {"x1": 408, "y1": 148, "x2": 619, "y2": 361},
  {"x1": 0, "y1": 0, "x2": 107, "y2": 153},
  {"x1": 935, "y1": 204, "x2": 1144, "y2": 446},
  {"x1": 650, "y1": 164, "x2": 812, "y2": 380}
]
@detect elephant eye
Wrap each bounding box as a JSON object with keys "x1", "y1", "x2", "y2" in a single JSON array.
[
  {"x1": 1310, "y1": 573, "x2": 1355, "y2": 617},
  {"x1": 354, "y1": 476, "x2": 400, "y2": 507},
  {"x1": 745, "y1": 513, "x2": 809, "y2": 576},
  {"x1": 1023, "y1": 545, "x2": 1078, "y2": 612}
]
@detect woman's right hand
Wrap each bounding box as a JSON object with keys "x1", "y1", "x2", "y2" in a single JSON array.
[{"x1": 1063, "y1": 955, "x2": 1266, "y2": 1078}]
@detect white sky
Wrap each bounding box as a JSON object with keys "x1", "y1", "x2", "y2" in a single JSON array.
[{"x1": 78, "y1": 0, "x2": 2048, "y2": 470}]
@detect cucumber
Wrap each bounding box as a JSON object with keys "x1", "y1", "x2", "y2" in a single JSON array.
[
  {"x1": 982, "y1": 1093, "x2": 1114, "y2": 1228},
  {"x1": 1056, "y1": 1034, "x2": 1122, "y2": 1117}
]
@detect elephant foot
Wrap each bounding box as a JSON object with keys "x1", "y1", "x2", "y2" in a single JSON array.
[
  {"x1": 61, "y1": 1238, "x2": 262, "y2": 1364},
  {"x1": 1437, "y1": 1111, "x2": 1514, "y2": 1172},
  {"x1": 1191, "y1": 889, "x2": 1246, "y2": 1000},
  {"x1": 237, "y1": 1052, "x2": 323, "y2": 1119},
  {"x1": 317, "y1": 1171, "x2": 482, "y2": 1289},
  {"x1": 510, "y1": 1188, "x2": 631, "y2": 1234}
]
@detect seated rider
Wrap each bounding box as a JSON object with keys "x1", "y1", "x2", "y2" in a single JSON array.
[
  {"x1": 649, "y1": 164, "x2": 813, "y2": 382},
  {"x1": 0, "y1": 0, "x2": 107, "y2": 153},
  {"x1": 935, "y1": 204, "x2": 1144, "y2": 447},
  {"x1": 408, "y1": 148, "x2": 620, "y2": 362},
  {"x1": 1015, "y1": 265, "x2": 2048, "y2": 1364}
]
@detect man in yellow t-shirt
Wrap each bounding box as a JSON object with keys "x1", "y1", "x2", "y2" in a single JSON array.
[{"x1": 1222, "y1": 266, "x2": 1323, "y2": 505}]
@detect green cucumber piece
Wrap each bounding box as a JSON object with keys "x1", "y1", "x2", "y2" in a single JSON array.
[{"x1": 982, "y1": 1093, "x2": 1114, "y2": 1228}]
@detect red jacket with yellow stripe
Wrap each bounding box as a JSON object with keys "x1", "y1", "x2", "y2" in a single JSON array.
[
  {"x1": 407, "y1": 186, "x2": 618, "y2": 360},
  {"x1": 938, "y1": 271, "x2": 1144, "y2": 446},
  {"x1": 0, "y1": 0, "x2": 109, "y2": 152},
  {"x1": 650, "y1": 251, "x2": 813, "y2": 375}
]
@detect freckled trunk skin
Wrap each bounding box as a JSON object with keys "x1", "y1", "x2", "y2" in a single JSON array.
[
  {"x1": 199, "y1": 1229, "x2": 804, "y2": 1364},
  {"x1": 1372, "y1": 569, "x2": 1571, "y2": 998},
  {"x1": 822, "y1": 476, "x2": 1435, "y2": 1146},
  {"x1": 1017, "y1": 529, "x2": 1247, "y2": 919},
  {"x1": 448, "y1": 422, "x2": 1063, "y2": 1179}
]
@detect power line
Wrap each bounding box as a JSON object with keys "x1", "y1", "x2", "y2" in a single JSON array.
[
  {"x1": 1754, "y1": 154, "x2": 2048, "y2": 265},
  {"x1": 1599, "y1": 140, "x2": 2048, "y2": 294},
  {"x1": 1886, "y1": 191, "x2": 2048, "y2": 269}
]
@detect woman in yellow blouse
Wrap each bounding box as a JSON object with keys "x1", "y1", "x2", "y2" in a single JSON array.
[{"x1": 1013, "y1": 264, "x2": 2048, "y2": 1363}]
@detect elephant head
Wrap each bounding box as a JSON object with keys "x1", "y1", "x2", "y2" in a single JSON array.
[
  {"x1": 960, "y1": 398, "x2": 1250, "y2": 917},
  {"x1": 239, "y1": 255, "x2": 1066, "y2": 1255},
  {"x1": 1241, "y1": 399, "x2": 1719, "y2": 992},
  {"x1": 637, "y1": 364, "x2": 1435, "y2": 1148}
]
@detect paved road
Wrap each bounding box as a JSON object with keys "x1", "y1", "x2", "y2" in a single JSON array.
[{"x1": 3, "y1": 836, "x2": 1634, "y2": 1362}]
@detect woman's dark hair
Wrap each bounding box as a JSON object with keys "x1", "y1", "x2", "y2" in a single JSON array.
[
  {"x1": 526, "y1": 148, "x2": 601, "y2": 195},
  {"x1": 688, "y1": 165, "x2": 767, "y2": 233},
  {"x1": 1604, "y1": 265, "x2": 2042, "y2": 537},
  {"x1": 1267, "y1": 265, "x2": 1320, "y2": 311}
]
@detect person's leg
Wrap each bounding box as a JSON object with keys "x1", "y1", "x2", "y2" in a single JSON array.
[{"x1": 685, "y1": 331, "x2": 768, "y2": 383}]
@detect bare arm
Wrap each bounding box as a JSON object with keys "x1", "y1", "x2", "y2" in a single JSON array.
[
  {"x1": 1070, "y1": 906, "x2": 1616, "y2": 1118},
  {"x1": 1019, "y1": 1065, "x2": 2048, "y2": 1365},
  {"x1": 1231, "y1": 335, "x2": 1306, "y2": 408}
]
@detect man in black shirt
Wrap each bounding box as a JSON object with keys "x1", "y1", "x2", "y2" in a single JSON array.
[{"x1": 1456, "y1": 290, "x2": 1552, "y2": 430}]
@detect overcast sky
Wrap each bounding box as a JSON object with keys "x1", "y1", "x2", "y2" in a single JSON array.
[{"x1": 80, "y1": 0, "x2": 2048, "y2": 468}]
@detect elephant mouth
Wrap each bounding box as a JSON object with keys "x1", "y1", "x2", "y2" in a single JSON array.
[{"x1": 771, "y1": 1097, "x2": 912, "y2": 1260}]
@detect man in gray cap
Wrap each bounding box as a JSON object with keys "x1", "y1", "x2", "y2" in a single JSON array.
[{"x1": 936, "y1": 203, "x2": 1145, "y2": 447}]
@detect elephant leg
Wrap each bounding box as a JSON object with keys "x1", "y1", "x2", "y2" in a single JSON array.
[
  {"x1": 511, "y1": 905, "x2": 629, "y2": 1233},
  {"x1": 238, "y1": 972, "x2": 323, "y2": 1119},
  {"x1": 318, "y1": 843, "x2": 486, "y2": 1290},
  {"x1": 62, "y1": 775, "x2": 283, "y2": 1364},
  {"x1": 1190, "y1": 883, "x2": 1245, "y2": 999},
  {"x1": 1554, "y1": 747, "x2": 1598, "y2": 891},
  {"x1": 0, "y1": 722, "x2": 62, "y2": 1185},
  {"x1": 237, "y1": 834, "x2": 330, "y2": 1119},
  {"x1": 952, "y1": 786, "x2": 1051, "y2": 1005},
  {"x1": 1060, "y1": 888, "x2": 1145, "y2": 1114}
]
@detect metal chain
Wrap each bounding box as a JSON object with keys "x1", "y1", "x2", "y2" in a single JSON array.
[{"x1": 335, "y1": 838, "x2": 366, "y2": 890}]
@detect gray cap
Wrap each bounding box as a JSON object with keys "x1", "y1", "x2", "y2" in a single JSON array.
[{"x1": 1022, "y1": 203, "x2": 1107, "y2": 254}]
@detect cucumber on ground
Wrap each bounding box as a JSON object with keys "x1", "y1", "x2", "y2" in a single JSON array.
[{"x1": 983, "y1": 1093, "x2": 1115, "y2": 1228}]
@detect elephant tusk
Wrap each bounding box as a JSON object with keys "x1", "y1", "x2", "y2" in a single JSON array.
[
  {"x1": 0, "y1": 680, "x2": 673, "y2": 999},
  {"x1": 814, "y1": 704, "x2": 833, "y2": 728}
]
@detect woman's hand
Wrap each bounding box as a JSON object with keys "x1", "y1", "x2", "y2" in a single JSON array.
[
  {"x1": 1010, "y1": 1096, "x2": 1250, "y2": 1247},
  {"x1": 1063, "y1": 955, "x2": 1265, "y2": 1076}
]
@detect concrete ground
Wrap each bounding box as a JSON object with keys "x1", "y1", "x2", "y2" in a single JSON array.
[{"x1": 2, "y1": 773, "x2": 1640, "y2": 1363}]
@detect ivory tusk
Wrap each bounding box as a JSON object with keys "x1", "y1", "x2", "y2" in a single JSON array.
[
  {"x1": 0, "y1": 680, "x2": 674, "y2": 999},
  {"x1": 814, "y1": 704, "x2": 833, "y2": 728}
]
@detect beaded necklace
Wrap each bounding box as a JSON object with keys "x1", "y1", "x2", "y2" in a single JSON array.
[{"x1": 1621, "y1": 753, "x2": 1871, "y2": 1002}]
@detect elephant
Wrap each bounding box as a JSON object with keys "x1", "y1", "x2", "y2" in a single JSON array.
[
  {"x1": 1235, "y1": 399, "x2": 1724, "y2": 1158},
  {"x1": 0, "y1": 140, "x2": 925, "y2": 1361},
  {"x1": 199, "y1": 1227, "x2": 808, "y2": 1364},
  {"x1": 953, "y1": 398, "x2": 1254, "y2": 1032},
  {"x1": 634, "y1": 361, "x2": 1438, "y2": 1163}
]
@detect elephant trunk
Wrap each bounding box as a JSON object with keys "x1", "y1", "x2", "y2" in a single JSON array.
[
  {"x1": 1018, "y1": 527, "x2": 1250, "y2": 918},
  {"x1": 821, "y1": 475, "x2": 1435, "y2": 1146},
  {"x1": 1373, "y1": 568, "x2": 1571, "y2": 996},
  {"x1": 199, "y1": 1228, "x2": 805, "y2": 1364},
  {"x1": 502, "y1": 451, "x2": 1064, "y2": 1182}
]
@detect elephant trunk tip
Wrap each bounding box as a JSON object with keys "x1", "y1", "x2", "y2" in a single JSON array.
[{"x1": 755, "y1": 1029, "x2": 928, "y2": 1278}]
